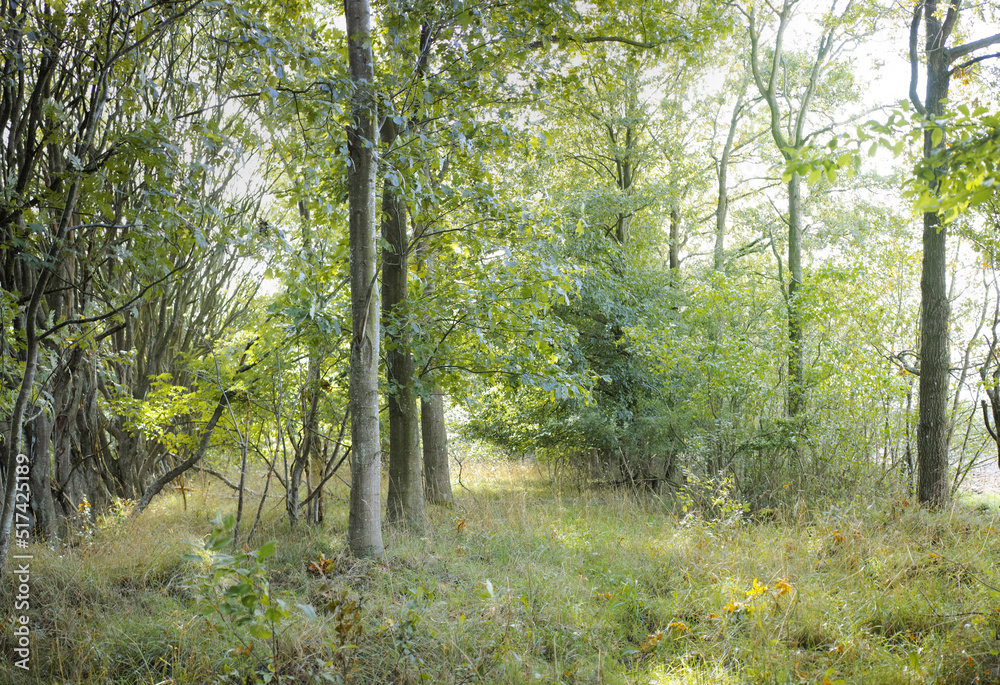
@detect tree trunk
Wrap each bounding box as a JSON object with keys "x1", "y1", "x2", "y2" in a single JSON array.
[
  {"x1": 747, "y1": 0, "x2": 836, "y2": 430},
  {"x1": 917, "y1": 206, "x2": 951, "y2": 507},
  {"x1": 345, "y1": 0, "x2": 385, "y2": 559},
  {"x1": 787, "y1": 172, "x2": 804, "y2": 420},
  {"x1": 288, "y1": 356, "x2": 321, "y2": 529},
  {"x1": 668, "y1": 207, "x2": 681, "y2": 272},
  {"x1": 26, "y1": 409, "x2": 56, "y2": 540},
  {"x1": 912, "y1": 0, "x2": 956, "y2": 507},
  {"x1": 0, "y1": 231, "x2": 66, "y2": 568},
  {"x1": 382, "y1": 117, "x2": 426, "y2": 531},
  {"x1": 422, "y1": 388, "x2": 454, "y2": 505},
  {"x1": 714, "y1": 85, "x2": 746, "y2": 273},
  {"x1": 908, "y1": 0, "x2": 1000, "y2": 506},
  {"x1": 130, "y1": 396, "x2": 229, "y2": 519},
  {"x1": 612, "y1": 125, "x2": 634, "y2": 246}
]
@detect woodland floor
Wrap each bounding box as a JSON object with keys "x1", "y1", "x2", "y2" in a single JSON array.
[{"x1": 5, "y1": 457, "x2": 1000, "y2": 685}]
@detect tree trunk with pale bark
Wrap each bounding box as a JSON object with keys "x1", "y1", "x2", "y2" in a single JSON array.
[{"x1": 345, "y1": 0, "x2": 385, "y2": 558}]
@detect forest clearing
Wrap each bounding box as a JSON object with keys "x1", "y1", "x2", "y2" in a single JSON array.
[
  {"x1": 5, "y1": 454, "x2": 1000, "y2": 685},
  {"x1": 3, "y1": 0, "x2": 1000, "y2": 682}
]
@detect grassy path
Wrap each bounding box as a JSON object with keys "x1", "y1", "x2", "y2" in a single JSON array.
[{"x1": 4, "y1": 460, "x2": 1000, "y2": 684}]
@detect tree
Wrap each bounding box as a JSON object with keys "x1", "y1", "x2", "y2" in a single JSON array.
[
  {"x1": 0, "y1": 0, "x2": 251, "y2": 569},
  {"x1": 345, "y1": 0, "x2": 385, "y2": 558},
  {"x1": 908, "y1": 0, "x2": 1000, "y2": 507},
  {"x1": 743, "y1": 0, "x2": 870, "y2": 429}
]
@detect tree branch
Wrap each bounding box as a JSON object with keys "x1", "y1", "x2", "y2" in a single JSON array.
[
  {"x1": 892, "y1": 350, "x2": 921, "y2": 376},
  {"x1": 982, "y1": 400, "x2": 998, "y2": 443},
  {"x1": 38, "y1": 262, "x2": 188, "y2": 339},
  {"x1": 946, "y1": 32, "x2": 1000, "y2": 62},
  {"x1": 950, "y1": 51, "x2": 1000, "y2": 74},
  {"x1": 909, "y1": 2, "x2": 926, "y2": 115},
  {"x1": 192, "y1": 466, "x2": 258, "y2": 496}
]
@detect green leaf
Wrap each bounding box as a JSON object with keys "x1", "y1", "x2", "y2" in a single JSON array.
[
  {"x1": 258, "y1": 540, "x2": 278, "y2": 561},
  {"x1": 249, "y1": 624, "x2": 272, "y2": 640},
  {"x1": 208, "y1": 535, "x2": 233, "y2": 551},
  {"x1": 225, "y1": 582, "x2": 253, "y2": 597}
]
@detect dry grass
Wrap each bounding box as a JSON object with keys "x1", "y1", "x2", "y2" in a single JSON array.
[{"x1": 4, "y1": 458, "x2": 1000, "y2": 684}]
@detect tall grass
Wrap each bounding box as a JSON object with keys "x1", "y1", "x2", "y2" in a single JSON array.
[{"x1": 3, "y1": 459, "x2": 1000, "y2": 683}]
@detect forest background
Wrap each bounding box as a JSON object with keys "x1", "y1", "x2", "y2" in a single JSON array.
[{"x1": 3, "y1": 0, "x2": 1000, "y2": 682}]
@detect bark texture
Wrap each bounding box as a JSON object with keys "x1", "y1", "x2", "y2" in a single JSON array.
[
  {"x1": 912, "y1": 0, "x2": 955, "y2": 508},
  {"x1": 345, "y1": 0, "x2": 385, "y2": 558},
  {"x1": 907, "y1": 0, "x2": 1000, "y2": 506},
  {"x1": 422, "y1": 389, "x2": 454, "y2": 505},
  {"x1": 382, "y1": 116, "x2": 425, "y2": 531}
]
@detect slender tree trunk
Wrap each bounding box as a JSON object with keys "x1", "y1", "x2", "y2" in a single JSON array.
[
  {"x1": 787, "y1": 172, "x2": 804, "y2": 420},
  {"x1": 422, "y1": 388, "x2": 454, "y2": 505},
  {"x1": 413, "y1": 235, "x2": 454, "y2": 505},
  {"x1": 0, "y1": 322, "x2": 43, "y2": 568},
  {"x1": 668, "y1": 207, "x2": 681, "y2": 272},
  {"x1": 288, "y1": 357, "x2": 321, "y2": 529},
  {"x1": 714, "y1": 86, "x2": 745, "y2": 273},
  {"x1": 0, "y1": 198, "x2": 77, "y2": 568},
  {"x1": 746, "y1": 0, "x2": 835, "y2": 430},
  {"x1": 233, "y1": 410, "x2": 250, "y2": 548},
  {"x1": 382, "y1": 120, "x2": 425, "y2": 531},
  {"x1": 345, "y1": 0, "x2": 385, "y2": 558},
  {"x1": 130, "y1": 397, "x2": 229, "y2": 519}
]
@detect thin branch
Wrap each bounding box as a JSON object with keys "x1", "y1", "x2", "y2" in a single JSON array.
[
  {"x1": 192, "y1": 466, "x2": 258, "y2": 496},
  {"x1": 950, "y1": 51, "x2": 1000, "y2": 74},
  {"x1": 38, "y1": 262, "x2": 188, "y2": 338}
]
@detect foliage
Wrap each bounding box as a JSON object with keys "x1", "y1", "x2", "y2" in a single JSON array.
[
  {"x1": 182, "y1": 511, "x2": 318, "y2": 682},
  {"x1": 790, "y1": 99, "x2": 1000, "y2": 224}
]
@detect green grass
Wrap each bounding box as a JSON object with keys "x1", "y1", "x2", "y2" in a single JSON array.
[{"x1": 5, "y1": 460, "x2": 1000, "y2": 684}]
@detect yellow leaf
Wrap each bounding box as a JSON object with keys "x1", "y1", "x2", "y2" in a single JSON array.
[{"x1": 746, "y1": 577, "x2": 768, "y2": 599}]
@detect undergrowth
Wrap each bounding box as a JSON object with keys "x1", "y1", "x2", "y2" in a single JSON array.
[{"x1": 3, "y1": 460, "x2": 1000, "y2": 684}]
